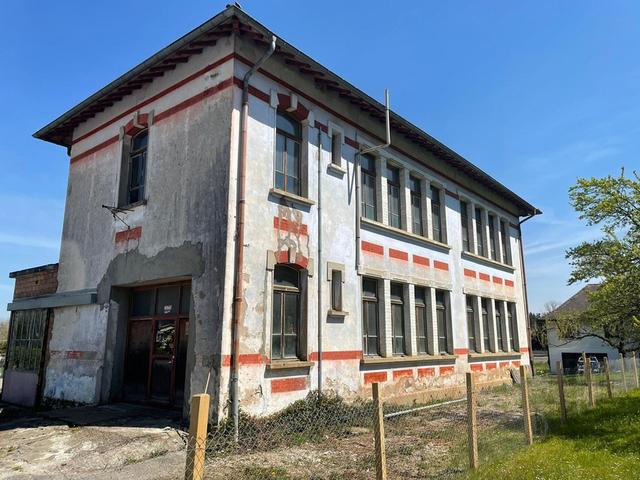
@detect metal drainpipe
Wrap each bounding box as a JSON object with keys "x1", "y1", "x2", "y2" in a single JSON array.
[
  {"x1": 518, "y1": 212, "x2": 537, "y2": 376},
  {"x1": 317, "y1": 128, "x2": 323, "y2": 394},
  {"x1": 231, "y1": 35, "x2": 277, "y2": 439}
]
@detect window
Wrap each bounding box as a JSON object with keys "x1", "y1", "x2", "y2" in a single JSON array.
[
  {"x1": 387, "y1": 165, "x2": 402, "y2": 228},
  {"x1": 272, "y1": 265, "x2": 301, "y2": 359},
  {"x1": 410, "y1": 176, "x2": 423, "y2": 235},
  {"x1": 461, "y1": 201, "x2": 470, "y2": 252},
  {"x1": 331, "y1": 131, "x2": 342, "y2": 166},
  {"x1": 362, "y1": 277, "x2": 380, "y2": 356},
  {"x1": 361, "y1": 154, "x2": 377, "y2": 221},
  {"x1": 500, "y1": 220, "x2": 512, "y2": 265},
  {"x1": 126, "y1": 129, "x2": 148, "y2": 205},
  {"x1": 481, "y1": 298, "x2": 491, "y2": 351},
  {"x1": 415, "y1": 287, "x2": 430, "y2": 354},
  {"x1": 435, "y1": 290, "x2": 449, "y2": 354},
  {"x1": 488, "y1": 215, "x2": 498, "y2": 261},
  {"x1": 508, "y1": 303, "x2": 518, "y2": 351},
  {"x1": 431, "y1": 185, "x2": 443, "y2": 242},
  {"x1": 466, "y1": 296, "x2": 478, "y2": 353},
  {"x1": 331, "y1": 269, "x2": 343, "y2": 312},
  {"x1": 495, "y1": 302, "x2": 504, "y2": 351},
  {"x1": 390, "y1": 283, "x2": 406, "y2": 355},
  {"x1": 275, "y1": 111, "x2": 302, "y2": 195},
  {"x1": 475, "y1": 208, "x2": 485, "y2": 257},
  {"x1": 7, "y1": 309, "x2": 48, "y2": 373}
]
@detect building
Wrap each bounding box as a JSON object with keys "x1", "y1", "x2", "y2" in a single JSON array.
[
  {"x1": 546, "y1": 284, "x2": 619, "y2": 374},
  {"x1": 3, "y1": 6, "x2": 539, "y2": 418}
]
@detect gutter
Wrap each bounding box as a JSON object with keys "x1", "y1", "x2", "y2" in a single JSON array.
[
  {"x1": 518, "y1": 211, "x2": 538, "y2": 376},
  {"x1": 230, "y1": 35, "x2": 277, "y2": 440}
]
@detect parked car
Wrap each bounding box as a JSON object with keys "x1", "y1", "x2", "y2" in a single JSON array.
[{"x1": 577, "y1": 356, "x2": 601, "y2": 374}]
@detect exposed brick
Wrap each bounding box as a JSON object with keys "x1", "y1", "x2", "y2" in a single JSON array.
[
  {"x1": 361, "y1": 241, "x2": 384, "y2": 255},
  {"x1": 115, "y1": 226, "x2": 142, "y2": 243},
  {"x1": 492, "y1": 276, "x2": 503, "y2": 284},
  {"x1": 388, "y1": 248, "x2": 408, "y2": 261},
  {"x1": 479, "y1": 272, "x2": 490, "y2": 282},
  {"x1": 486, "y1": 362, "x2": 497, "y2": 370},
  {"x1": 499, "y1": 361, "x2": 510, "y2": 368},
  {"x1": 413, "y1": 255, "x2": 429, "y2": 267},
  {"x1": 470, "y1": 363, "x2": 484, "y2": 372},
  {"x1": 454, "y1": 348, "x2": 469, "y2": 355},
  {"x1": 505, "y1": 279, "x2": 515, "y2": 287},
  {"x1": 464, "y1": 268, "x2": 477, "y2": 278},
  {"x1": 434, "y1": 260, "x2": 449, "y2": 271},
  {"x1": 439, "y1": 366, "x2": 455, "y2": 376}
]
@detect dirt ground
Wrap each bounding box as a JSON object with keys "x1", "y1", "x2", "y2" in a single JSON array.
[{"x1": 0, "y1": 403, "x2": 188, "y2": 480}]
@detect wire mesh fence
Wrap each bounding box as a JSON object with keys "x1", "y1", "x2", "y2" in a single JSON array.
[{"x1": 181, "y1": 357, "x2": 640, "y2": 480}]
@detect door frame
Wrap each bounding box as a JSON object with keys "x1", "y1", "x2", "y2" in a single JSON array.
[{"x1": 123, "y1": 281, "x2": 190, "y2": 407}]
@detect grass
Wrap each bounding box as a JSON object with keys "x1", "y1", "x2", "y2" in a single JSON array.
[{"x1": 469, "y1": 389, "x2": 640, "y2": 479}]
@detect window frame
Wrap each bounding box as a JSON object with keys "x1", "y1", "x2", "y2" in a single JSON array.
[
  {"x1": 430, "y1": 185, "x2": 444, "y2": 243},
  {"x1": 390, "y1": 282, "x2": 406, "y2": 355},
  {"x1": 495, "y1": 301, "x2": 505, "y2": 352},
  {"x1": 435, "y1": 289, "x2": 450, "y2": 355},
  {"x1": 475, "y1": 207, "x2": 485, "y2": 257},
  {"x1": 360, "y1": 153, "x2": 378, "y2": 221},
  {"x1": 500, "y1": 220, "x2": 512, "y2": 265},
  {"x1": 271, "y1": 264, "x2": 302, "y2": 360},
  {"x1": 460, "y1": 200, "x2": 471, "y2": 252},
  {"x1": 330, "y1": 269, "x2": 343, "y2": 312},
  {"x1": 481, "y1": 297, "x2": 491, "y2": 352},
  {"x1": 488, "y1": 214, "x2": 498, "y2": 261},
  {"x1": 386, "y1": 164, "x2": 402, "y2": 229},
  {"x1": 274, "y1": 111, "x2": 303, "y2": 196},
  {"x1": 410, "y1": 175, "x2": 424, "y2": 236},
  {"x1": 508, "y1": 302, "x2": 518, "y2": 351},
  {"x1": 362, "y1": 277, "x2": 380, "y2": 356},
  {"x1": 414, "y1": 286, "x2": 430, "y2": 355},
  {"x1": 466, "y1": 295, "x2": 478, "y2": 353}
]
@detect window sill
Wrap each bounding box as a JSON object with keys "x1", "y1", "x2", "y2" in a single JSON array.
[
  {"x1": 118, "y1": 199, "x2": 147, "y2": 211},
  {"x1": 327, "y1": 309, "x2": 348, "y2": 317},
  {"x1": 327, "y1": 163, "x2": 346, "y2": 176},
  {"x1": 468, "y1": 352, "x2": 521, "y2": 362},
  {"x1": 360, "y1": 354, "x2": 456, "y2": 367},
  {"x1": 266, "y1": 360, "x2": 314, "y2": 371},
  {"x1": 269, "y1": 188, "x2": 315, "y2": 207},
  {"x1": 461, "y1": 251, "x2": 514, "y2": 272},
  {"x1": 360, "y1": 217, "x2": 451, "y2": 251}
]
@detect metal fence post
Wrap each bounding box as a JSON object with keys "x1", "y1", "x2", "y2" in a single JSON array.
[
  {"x1": 620, "y1": 353, "x2": 627, "y2": 392},
  {"x1": 372, "y1": 383, "x2": 387, "y2": 480},
  {"x1": 603, "y1": 356, "x2": 613, "y2": 399},
  {"x1": 520, "y1": 365, "x2": 533, "y2": 445},
  {"x1": 185, "y1": 393, "x2": 210, "y2": 480},
  {"x1": 466, "y1": 372, "x2": 479, "y2": 468},
  {"x1": 556, "y1": 361, "x2": 567, "y2": 422},
  {"x1": 632, "y1": 352, "x2": 639, "y2": 389}
]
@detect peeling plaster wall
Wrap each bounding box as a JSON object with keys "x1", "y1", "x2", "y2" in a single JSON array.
[
  {"x1": 229, "y1": 39, "x2": 530, "y2": 417},
  {"x1": 44, "y1": 38, "x2": 236, "y2": 413}
]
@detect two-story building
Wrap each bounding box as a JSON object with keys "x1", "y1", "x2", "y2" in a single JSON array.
[{"x1": 3, "y1": 5, "x2": 540, "y2": 418}]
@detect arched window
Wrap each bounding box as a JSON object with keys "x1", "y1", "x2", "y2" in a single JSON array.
[
  {"x1": 275, "y1": 111, "x2": 301, "y2": 195},
  {"x1": 126, "y1": 129, "x2": 148, "y2": 205},
  {"x1": 272, "y1": 264, "x2": 301, "y2": 359}
]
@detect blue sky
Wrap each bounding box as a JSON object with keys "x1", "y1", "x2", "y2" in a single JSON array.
[{"x1": 1, "y1": 1, "x2": 639, "y2": 321}]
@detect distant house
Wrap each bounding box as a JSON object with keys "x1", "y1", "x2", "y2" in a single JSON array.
[{"x1": 546, "y1": 284, "x2": 618, "y2": 374}]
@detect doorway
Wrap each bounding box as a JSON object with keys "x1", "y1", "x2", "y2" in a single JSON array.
[{"x1": 123, "y1": 282, "x2": 190, "y2": 407}]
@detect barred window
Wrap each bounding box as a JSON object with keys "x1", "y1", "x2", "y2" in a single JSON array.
[{"x1": 7, "y1": 309, "x2": 48, "y2": 373}]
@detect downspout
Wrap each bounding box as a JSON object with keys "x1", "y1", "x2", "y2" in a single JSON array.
[
  {"x1": 231, "y1": 35, "x2": 276, "y2": 437},
  {"x1": 518, "y1": 211, "x2": 537, "y2": 376},
  {"x1": 356, "y1": 90, "x2": 391, "y2": 272},
  {"x1": 317, "y1": 129, "x2": 323, "y2": 394}
]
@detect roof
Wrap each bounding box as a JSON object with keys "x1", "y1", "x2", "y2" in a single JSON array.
[
  {"x1": 33, "y1": 5, "x2": 540, "y2": 217},
  {"x1": 550, "y1": 284, "x2": 600, "y2": 317},
  {"x1": 9, "y1": 263, "x2": 59, "y2": 279}
]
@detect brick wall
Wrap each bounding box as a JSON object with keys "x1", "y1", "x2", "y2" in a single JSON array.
[{"x1": 11, "y1": 264, "x2": 59, "y2": 300}]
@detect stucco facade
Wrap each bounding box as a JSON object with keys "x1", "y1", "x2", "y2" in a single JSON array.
[{"x1": 7, "y1": 6, "x2": 538, "y2": 418}]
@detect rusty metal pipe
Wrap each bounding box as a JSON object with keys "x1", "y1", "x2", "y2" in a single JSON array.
[{"x1": 231, "y1": 36, "x2": 276, "y2": 439}]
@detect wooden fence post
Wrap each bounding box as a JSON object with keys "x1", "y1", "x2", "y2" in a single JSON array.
[
  {"x1": 603, "y1": 356, "x2": 613, "y2": 399},
  {"x1": 372, "y1": 383, "x2": 387, "y2": 480},
  {"x1": 620, "y1": 353, "x2": 627, "y2": 392},
  {"x1": 466, "y1": 372, "x2": 479, "y2": 469},
  {"x1": 632, "y1": 352, "x2": 639, "y2": 389},
  {"x1": 556, "y1": 361, "x2": 567, "y2": 422},
  {"x1": 185, "y1": 393, "x2": 210, "y2": 480},
  {"x1": 520, "y1": 365, "x2": 533, "y2": 446},
  {"x1": 585, "y1": 353, "x2": 595, "y2": 407}
]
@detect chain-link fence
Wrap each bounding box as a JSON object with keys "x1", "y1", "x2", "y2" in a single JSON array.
[{"x1": 182, "y1": 355, "x2": 640, "y2": 480}]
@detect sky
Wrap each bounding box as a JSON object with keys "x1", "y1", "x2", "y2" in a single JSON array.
[{"x1": 1, "y1": 1, "x2": 639, "y2": 321}]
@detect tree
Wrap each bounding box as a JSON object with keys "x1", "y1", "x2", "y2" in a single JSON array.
[{"x1": 563, "y1": 169, "x2": 640, "y2": 353}]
